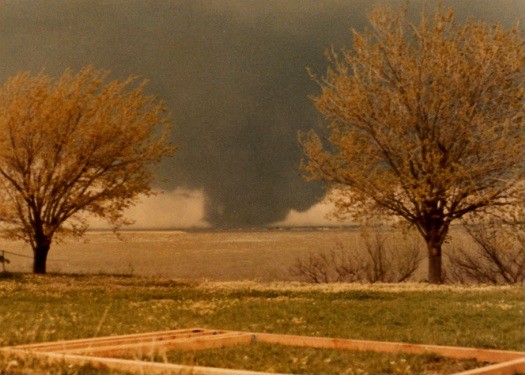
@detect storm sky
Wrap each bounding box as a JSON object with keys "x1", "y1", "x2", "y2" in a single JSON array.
[{"x1": 0, "y1": 0, "x2": 522, "y2": 228}]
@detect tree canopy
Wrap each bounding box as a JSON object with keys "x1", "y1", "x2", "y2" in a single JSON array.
[
  {"x1": 302, "y1": 6, "x2": 524, "y2": 283},
  {"x1": 0, "y1": 67, "x2": 174, "y2": 273}
]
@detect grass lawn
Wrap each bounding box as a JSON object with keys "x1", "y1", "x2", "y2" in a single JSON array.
[
  {"x1": 125, "y1": 343, "x2": 488, "y2": 374},
  {"x1": 0, "y1": 273, "x2": 523, "y2": 374}
]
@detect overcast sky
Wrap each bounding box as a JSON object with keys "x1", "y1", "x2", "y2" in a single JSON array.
[{"x1": 1, "y1": 0, "x2": 523, "y2": 228}]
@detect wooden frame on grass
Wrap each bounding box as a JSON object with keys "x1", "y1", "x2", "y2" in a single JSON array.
[{"x1": 1, "y1": 328, "x2": 523, "y2": 374}]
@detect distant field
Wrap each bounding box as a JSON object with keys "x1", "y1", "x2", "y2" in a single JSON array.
[
  {"x1": 0, "y1": 229, "x2": 376, "y2": 280},
  {"x1": 0, "y1": 228, "x2": 474, "y2": 281},
  {"x1": 0, "y1": 274, "x2": 523, "y2": 374}
]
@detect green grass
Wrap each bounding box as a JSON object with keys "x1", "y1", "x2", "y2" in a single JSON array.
[
  {"x1": 0, "y1": 274, "x2": 523, "y2": 374},
  {"x1": 131, "y1": 343, "x2": 488, "y2": 374}
]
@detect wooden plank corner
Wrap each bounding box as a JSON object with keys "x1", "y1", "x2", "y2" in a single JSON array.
[
  {"x1": 1, "y1": 328, "x2": 523, "y2": 375},
  {"x1": 454, "y1": 357, "x2": 525, "y2": 375}
]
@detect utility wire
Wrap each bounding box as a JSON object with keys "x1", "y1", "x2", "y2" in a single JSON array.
[
  {"x1": 1, "y1": 249, "x2": 68, "y2": 262},
  {"x1": 1, "y1": 250, "x2": 33, "y2": 259}
]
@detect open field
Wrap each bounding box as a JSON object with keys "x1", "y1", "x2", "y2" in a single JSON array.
[
  {"x1": 0, "y1": 274, "x2": 523, "y2": 374},
  {"x1": 0, "y1": 228, "x2": 478, "y2": 281},
  {"x1": 1, "y1": 229, "x2": 363, "y2": 280}
]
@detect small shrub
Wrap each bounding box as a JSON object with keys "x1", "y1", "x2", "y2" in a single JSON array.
[
  {"x1": 445, "y1": 223, "x2": 524, "y2": 284},
  {"x1": 361, "y1": 230, "x2": 423, "y2": 283},
  {"x1": 289, "y1": 241, "x2": 365, "y2": 283},
  {"x1": 289, "y1": 228, "x2": 423, "y2": 283}
]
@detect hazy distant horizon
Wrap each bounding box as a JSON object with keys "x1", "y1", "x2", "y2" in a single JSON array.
[{"x1": 86, "y1": 223, "x2": 361, "y2": 232}]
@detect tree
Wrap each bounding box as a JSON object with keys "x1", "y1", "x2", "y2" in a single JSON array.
[
  {"x1": 301, "y1": 6, "x2": 524, "y2": 283},
  {"x1": 0, "y1": 67, "x2": 174, "y2": 274}
]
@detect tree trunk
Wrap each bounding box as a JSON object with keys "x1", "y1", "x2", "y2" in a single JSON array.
[
  {"x1": 33, "y1": 241, "x2": 51, "y2": 274},
  {"x1": 427, "y1": 241, "x2": 443, "y2": 284}
]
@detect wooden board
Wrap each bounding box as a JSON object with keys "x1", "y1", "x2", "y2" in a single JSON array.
[
  {"x1": 254, "y1": 332, "x2": 524, "y2": 363},
  {"x1": 10, "y1": 328, "x2": 218, "y2": 351},
  {"x1": 4, "y1": 348, "x2": 274, "y2": 375},
  {"x1": 455, "y1": 357, "x2": 525, "y2": 375},
  {"x1": 55, "y1": 331, "x2": 255, "y2": 356},
  {"x1": 1, "y1": 328, "x2": 523, "y2": 375}
]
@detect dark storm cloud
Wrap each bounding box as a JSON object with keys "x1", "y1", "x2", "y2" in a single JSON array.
[{"x1": 0, "y1": 0, "x2": 522, "y2": 227}]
